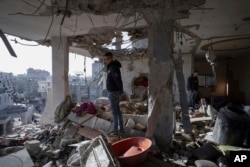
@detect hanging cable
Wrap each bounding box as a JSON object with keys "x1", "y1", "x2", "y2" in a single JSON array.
[{"x1": 11, "y1": 38, "x2": 39, "y2": 46}]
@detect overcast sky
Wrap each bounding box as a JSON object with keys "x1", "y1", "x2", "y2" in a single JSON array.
[{"x1": 0, "y1": 35, "x2": 97, "y2": 76}]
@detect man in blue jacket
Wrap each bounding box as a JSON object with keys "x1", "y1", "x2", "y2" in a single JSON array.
[
  {"x1": 187, "y1": 71, "x2": 199, "y2": 109},
  {"x1": 104, "y1": 52, "x2": 124, "y2": 135}
]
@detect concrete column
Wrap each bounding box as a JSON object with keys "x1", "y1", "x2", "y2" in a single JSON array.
[
  {"x1": 173, "y1": 53, "x2": 192, "y2": 133},
  {"x1": 40, "y1": 36, "x2": 70, "y2": 125},
  {"x1": 143, "y1": 13, "x2": 174, "y2": 150},
  {"x1": 182, "y1": 54, "x2": 194, "y2": 92},
  {"x1": 51, "y1": 36, "x2": 70, "y2": 111}
]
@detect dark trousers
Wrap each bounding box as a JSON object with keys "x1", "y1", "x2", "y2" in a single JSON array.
[
  {"x1": 188, "y1": 90, "x2": 198, "y2": 108},
  {"x1": 108, "y1": 91, "x2": 124, "y2": 131}
]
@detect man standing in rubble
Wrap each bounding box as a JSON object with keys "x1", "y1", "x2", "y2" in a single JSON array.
[
  {"x1": 187, "y1": 71, "x2": 199, "y2": 110},
  {"x1": 104, "y1": 52, "x2": 124, "y2": 136}
]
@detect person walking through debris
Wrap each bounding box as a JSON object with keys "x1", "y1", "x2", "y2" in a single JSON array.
[
  {"x1": 104, "y1": 52, "x2": 124, "y2": 136},
  {"x1": 187, "y1": 71, "x2": 199, "y2": 110}
]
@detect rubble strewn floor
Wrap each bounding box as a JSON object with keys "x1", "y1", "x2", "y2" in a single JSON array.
[{"x1": 0, "y1": 100, "x2": 250, "y2": 167}]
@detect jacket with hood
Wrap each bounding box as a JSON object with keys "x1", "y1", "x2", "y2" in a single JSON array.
[{"x1": 106, "y1": 60, "x2": 123, "y2": 92}]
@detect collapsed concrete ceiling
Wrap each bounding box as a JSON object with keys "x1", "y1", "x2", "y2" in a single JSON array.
[{"x1": 0, "y1": 0, "x2": 250, "y2": 59}]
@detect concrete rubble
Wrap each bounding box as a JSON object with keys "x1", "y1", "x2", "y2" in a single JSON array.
[{"x1": 0, "y1": 97, "x2": 250, "y2": 167}]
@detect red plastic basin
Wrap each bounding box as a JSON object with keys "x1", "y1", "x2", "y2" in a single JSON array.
[{"x1": 111, "y1": 137, "x2": 152, "y2": 167}]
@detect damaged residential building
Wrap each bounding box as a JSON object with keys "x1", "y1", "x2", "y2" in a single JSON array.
[{"x1": 0, "y1": 0, "x2": 250, "y2": 167}]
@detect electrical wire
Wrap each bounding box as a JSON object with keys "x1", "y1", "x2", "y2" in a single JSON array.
[
  {"x1": 11, "y1": 38, "x2": 39, "y2": 46},
  {"x1": 84, "y1": 56, "x2": 87, "y2": 84},
  {"x1": 22, "y1": 0, "x2": 38, "y2": 8},
  {"x1": 32, "y1": 0, "x2": 45, "y2": 15},
  {"x1": 60, "y1": 0, "x2": 69, "y2": 26},
  {"x1": 43, "y1": 0, "x2": 54, "y2": 41}
]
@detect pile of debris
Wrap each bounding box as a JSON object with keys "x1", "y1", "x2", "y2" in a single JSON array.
[
  {"x1": 1, "y1": 95, "x2": 250, "y2": 167},
  {"x1": 0, "y1": 96, "x2": 148, "y2": 167},
  {"x1": 165, "y1": 102, "x2": 250, "y2": 167}
]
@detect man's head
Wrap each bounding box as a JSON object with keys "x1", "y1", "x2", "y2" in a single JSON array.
[
  {"x1": 104, "y1": 52, "x2": 113, "y2": 64},
  {"x1": 193, "y1": 70, "x2": 199, "y2": 77}
]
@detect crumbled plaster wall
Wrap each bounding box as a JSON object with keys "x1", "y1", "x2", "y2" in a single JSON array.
[{"x1": 120, "y1": 58, "x2": 149, "y2": 96}]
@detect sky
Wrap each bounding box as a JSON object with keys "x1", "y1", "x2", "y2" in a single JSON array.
[{"x1": 0, "y1": 35, "x2": 97, "y2": 76}]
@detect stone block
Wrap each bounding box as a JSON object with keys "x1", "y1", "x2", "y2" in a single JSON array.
[
  {"x1": 67, "y1": 112, "x2": 95, "y2": 125},
  {"x1": 24, "y1": 140, "x2": 40, "y2": 149}
]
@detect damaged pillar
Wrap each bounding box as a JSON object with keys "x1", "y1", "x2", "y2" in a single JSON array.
[
  {"x1": 182, "y1": 54, "x2": 194, "y2": 91},
  {"x1": 41, "y1": 36, "x2": 70, "y2": 124},
  {"x1": 143, "y1": 12, "x2": 174, "y2": 150},
  {"x1": 173, "y1": 53, "x2": 192, "y2": 133},
  {"x1": 51, "y1": 36, "x2": 70, "y2": 111}
]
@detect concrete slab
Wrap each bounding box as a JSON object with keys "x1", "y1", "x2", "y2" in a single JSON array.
[
  {"x1": 81, "y1": 116, "x2": 98, "y2": 129},
  {"x1": 67, "y1": 112, "x2": 95, "y2": 125},
  {"x1": 78, "y1": 127, "x2": 102, "y2": 139},
  {"x1": 101, "y1": 112, "x2": 147, "y2": 127},
  {"x1": 190, "y1": 117, "x2": 212, "y2": 123},
  {"x1": 94, "y1": 118, "x2": 111, "y2": 132},
  {"x1": 0, "y1": 149, "x2": 34, "y2": 167}
]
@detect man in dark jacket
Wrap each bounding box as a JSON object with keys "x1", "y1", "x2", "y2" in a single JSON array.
[
  {"x1": 187, "y1": 71, "x2": 199, "y2": 109},
  {"x1": 104, "y1": 52, "x2": 124, "y2": 135}
]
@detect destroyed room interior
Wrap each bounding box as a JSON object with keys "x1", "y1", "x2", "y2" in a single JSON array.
[{"x1": 0, "y1": 0, "x2": 250, "y2": 167}]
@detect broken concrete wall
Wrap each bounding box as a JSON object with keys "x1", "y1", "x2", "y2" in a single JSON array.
[
  {"x1": 120, "y1": 58, "x2": 149, "y2": 96},
  {"x1": 41, "y1": 90, "x2": 55, "y2": 125}
]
